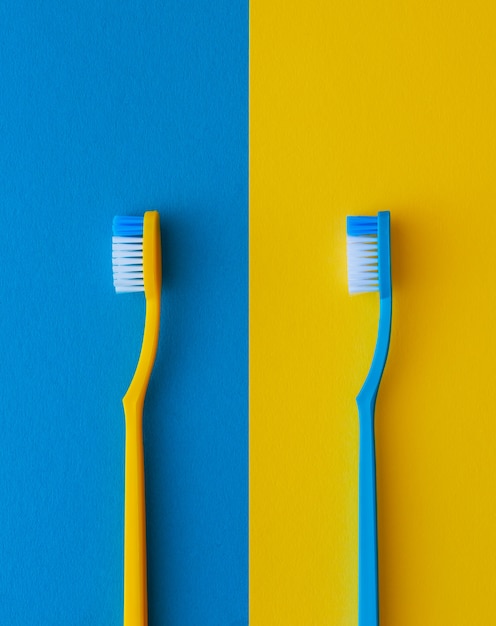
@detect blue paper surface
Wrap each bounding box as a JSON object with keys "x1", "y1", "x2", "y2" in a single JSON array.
[{"x1": 0, "y1": 2, "x2": 247, "y2": 624}]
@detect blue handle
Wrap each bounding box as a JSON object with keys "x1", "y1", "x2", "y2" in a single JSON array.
[
  {"x1": 357, "y1": 396, "x2": 379, "y2": 626},
  {"x1": 356, "y1": 294, "x2": 390, "y2": 626},
  {"x1": 355, "y1": 211, "x2": 392, "y2": 626}
]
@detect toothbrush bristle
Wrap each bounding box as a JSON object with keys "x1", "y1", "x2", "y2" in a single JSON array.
[
  {"x1": 346, "y1": 216, "x2": 379, "y2": 295},
  {"x1": 112, "y1": 216, "x2": 145, "y2": 293},
  {"x1": 113, "y1": 215, "x2": 144, "y2": 237}
]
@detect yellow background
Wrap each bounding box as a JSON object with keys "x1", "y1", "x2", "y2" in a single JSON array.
[{"x1": 250, "y1": 2, "x2": 496, "y2": 624}]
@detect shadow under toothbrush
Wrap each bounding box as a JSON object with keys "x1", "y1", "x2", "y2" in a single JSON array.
[
  {"x1": 373, "y1": 208, "x2": 459, "y2": 625},
  {"x1": 141, "y1": 208, "x2": 186, "y2": 626},
  {"x1": 141, "y1": 204, "x2": 248, "y2": 625}
]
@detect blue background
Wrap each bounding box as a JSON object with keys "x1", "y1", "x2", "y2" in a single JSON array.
[{"x1": 0, "y1": 2, "x2": 247, "y2": 624}]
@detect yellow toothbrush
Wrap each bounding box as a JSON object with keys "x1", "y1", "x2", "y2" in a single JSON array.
[{"x1": 112, "y1": 211, "x2": 162, "y2": 626}]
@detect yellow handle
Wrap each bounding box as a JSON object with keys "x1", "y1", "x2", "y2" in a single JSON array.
[
  {"x1": 123, "y1": 397, "x2": 148, "y2": 626},
  {"x1": 121, "y1": 211, "x2": 162, "y2": 626}
]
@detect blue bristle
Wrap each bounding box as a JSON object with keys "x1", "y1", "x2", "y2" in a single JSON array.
[
  {"x1": 347, "y1": 216, "x2": 378, "y2": 236},
  {"x1": 113, "y1": 215, "x2": 144, "y2": 237}
]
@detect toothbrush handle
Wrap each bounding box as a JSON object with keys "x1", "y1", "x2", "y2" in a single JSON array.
[
  {"x1": 357, "y1": 399, "x2": 379, "y2": 626},
  {"x1": 123, "y1": 402, "x2": 148, "y2": 626}
]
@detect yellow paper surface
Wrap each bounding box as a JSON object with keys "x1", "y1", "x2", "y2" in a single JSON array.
[{"x1": 250, "y1": 2, "x2": 496, "y2": 624}]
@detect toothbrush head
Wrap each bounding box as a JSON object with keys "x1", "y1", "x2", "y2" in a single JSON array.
[
  {"x1": 346, "y1": 211, "x2": 391, "y2": 299},
  {"x1": 112, "y1": 211, "x2": 162, "y2": 300}
]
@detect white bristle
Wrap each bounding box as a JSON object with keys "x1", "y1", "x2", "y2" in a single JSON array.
[
  {"x1": 112, "y1": 235, "x2": 144, "y2": 293},
  {"x1": 347, "y1": 235, "x2": 379, "y2": 294},
  {"x1": 112, "y1": 236, "x2": 143, "y2": 244}
]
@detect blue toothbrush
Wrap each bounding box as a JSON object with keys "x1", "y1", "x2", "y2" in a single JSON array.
[{"x1": 346, "y1": 211, "x2": 392, "y2": 626}]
